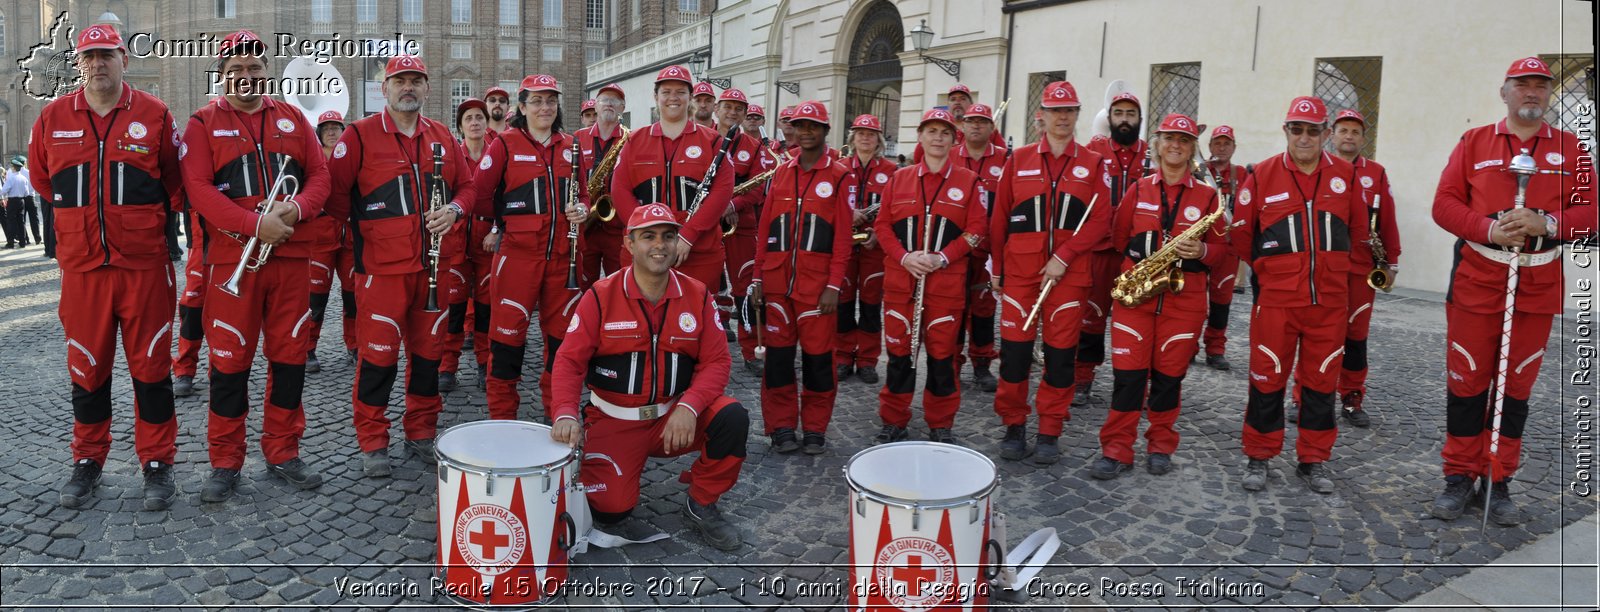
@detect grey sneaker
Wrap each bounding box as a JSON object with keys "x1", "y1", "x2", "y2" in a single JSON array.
[
  {"x1": 363, "y1": 450, "x2": 392, "y2": 478},
  {"x1": 305, "y1": 352, "x2": 322, "y2": 374},
  {"x1": 1297, "y1": 462, "x2": 1334, "y2": 494},
  {"x1": 1090, "y1": 456, "x2": 1132, "y2": 480},
  {"x1": 60, "y1": 458, "x2": 103, "y2": 508},
  {"x1": 405, "y1": 438, "x2": 437, "y2": 464},
  {"x1": 929, "y1": 428, "x2": 958, "y2": 445},
  {"x1": 1147, "y1": 453, "x2": 1173, "y2": 475},
  {"x1": 200, "y1": 468, "x2": 240, "y2": 503},
  {"x1": 874, "y1": 424, "x2": 909, "y2": 445},
  {"x1": 268, "y1": 458, "x2": 323, "y2": 490},
  {"x1": 1430, "y1": 475, "x2": 1476, "y2": 520},
  {"x1": 998, "y1": 425, "x2": 1032, "y2": 461},
  {"x1": 801, "y1": 432, "x2": 826, "y2": 455},
  {"x1": 173, "y1": 375, "x2": 195, "y2": 398},
  {"x1": 683, "y1": 498, "x2": 742, "y2": 551},
  {"x1": 1243, "y1": 459, "x2": 1269, "y2": 491},
  {"x1": 770, "y1": 428, "x2": 800, "y2": 454},
  {"x1": 142, "y1": 462, "x2": 177, "y2": 511}
]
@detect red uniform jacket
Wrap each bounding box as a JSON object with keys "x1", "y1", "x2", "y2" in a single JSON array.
[
  {"x1": 1113, "y1": 174, "x2": 1228, "y2": 314},
  {"x1": 181, "y1": 96, "x2": 330, "y2": 264},
  {"x1": 989, "y1": 140, "x2": 1112, "y2": 285},
  {"x1": 1346, "y1": 155, "x2": 1402, "y2": 269},
  {"x1": 607, "y1": 122, "x2": 735, "y2": 251},
  {"x1": 575, "y1": 123, "x2": 628, "y2": 235},
  {"x1": 324, "y1": 109, "x2": 479, "y2": 276},
  {"x1": 28, "y1": 83, "x2": 184, "y2": 273},
  {"x1": 470, "y1": 127, "x2": 582, "y2": 261},
  {"x1": 1433, "y1": 119, "x2": 1595, "y2": 315},
  {"x1": 1232, "y1": 151, "x2": 1367, "y2": 308},
  {"x1": 725, "y1": 129, "x2": 766, "y2": 219},
  {"x1": 956, "y1": 140, "x2": 1008, "y2": 210},
  {"x1": 442, "y1": 138, "x2": 494, "y2": 265},
  {"x1": 875, "y1": 161, "x2": 988, "y2": 300},
  {"x1": 1087, "y1": 135, "x2": 1153, "y2": 251},
  {"x1": 550, "y1": 267, "x2": 731, "y2": 420},
  {"x1": 753, "y1": 154, "x2": 856, "y2": 298}
]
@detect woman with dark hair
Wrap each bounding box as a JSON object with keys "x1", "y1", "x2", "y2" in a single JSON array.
[{"x1": 437, "y1": 99, "x2": 497, "y2": 392}]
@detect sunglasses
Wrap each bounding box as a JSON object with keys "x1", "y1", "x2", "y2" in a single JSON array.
[{"x1": 1285, "y1": 124, "x2": 1326, "y2": 137}]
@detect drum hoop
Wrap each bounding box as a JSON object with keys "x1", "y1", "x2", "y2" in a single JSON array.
[
  {"x1": 436, "y1": 420, "x2": 580, "y2": 478},
  {"x1": 842, "y1": 441, "x2": 1000, "y2": 510}
]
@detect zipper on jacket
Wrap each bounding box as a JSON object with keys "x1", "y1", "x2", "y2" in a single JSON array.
[
  {"x1": 640, "y1": 299, "x2": 660, "y2": 406},
  {"x1": 97, "y1": 140, "x2": 109, "y2": 266},
  {"x1": 1304, "y1": 199, "x2": 1318, "y2": 304},
  {"x1": 544, "y1": 141, "x2": 558, "y2": 260}
]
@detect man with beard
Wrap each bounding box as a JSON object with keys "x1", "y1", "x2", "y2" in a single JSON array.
[
  {"x1": 484, "y1": 85, "x2": 511, "y2": 136},
  {"x1": 1429, "y1": 57, "x2": 1594, "y2": 525},
  {"x1": 181, "y1": 30, "x2": 332, "y2": 501},
  {"x1": 693, "y1": 82, "x2": 719, "y2": 130},
  {"x1": 576, "y1": 84, "x2": 629, "y2": 287},
  {"x1": 1080, "y1": 92, "x2": 1151, "y2": 406},
  {"x1": 1200, "y1": 125, "x2": 1247, "y2": 371}
]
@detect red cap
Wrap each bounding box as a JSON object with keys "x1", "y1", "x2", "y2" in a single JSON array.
[
  {"x1": 1284, "y1": 96, "x2": 1328, "y2": 124},
  {"x1": 718, "y1": 88, "x2": 749, "y2": 104},
  {"x1": 385, "y1": 55, "x2": 428, "y2": 79},
  {"x1": 1210, "y1": 125, "x2": 1235, "y2": 141},
  {"x1": 964, "y1": 103, "x2": 994, "y2": 121},
  {"x1": 779, "y1": 106, "x2": 796, "y2": 121},
  {"x1": 789, "y1": 101, "x2": 829, "y2": 126},
  {"x1": 1155, "y1": 113, "x2": 1200, "y2": 138},
  {"x1": 693, "y1": 82, "x2": 717, "y2": 98},
  {"x1": 948, "y1": 84, "x2": 973, "y2": 97},
  {"x1": 484, "y1": 86, "x2": 510, "y2": 100},
  {"x1": 851, "y1": 114, "x2": 883, "y2": 133},
  {"x1": 317, "y1": 110, "x2": 345, "y2": 126},
  {"x1": 747, "y1": 104, "x2": 766, "y2": 118},
  {"x1": 1110, "y1": 92, "x2": 1142, "y2": 110},
  {"x1": 626, "y1": 203, "x2": 681, "y2": 231},
  {"x1": 656, "y1": 65, "x2": 693, "y2": 86},
  {"x1": 519, "y1": 74, "x2": 560, "y2": 94},
  {"x1": 1333, "y1": 109, "x2": 1366, "y2": 128},
  {"x1": 919, "y1": 108, "x2": 959, "y2": 131},
  {"x1": 1505, "y1": 56, "x2": 1554, "y2": 80},
  {"x1": 455, "y1": 98, "x2": 487, "y2": 125},
  {"x1": 1041, "y1": 81, "x2": 1081, "y2": 108},
  {"x1": 597, "y1": 83, "x2": 626, "y2": 99},
  {"x1": 75, "y1": 24, "x2": 124, "y2": 52},
  {"x1": 218, "y1": 30, "x2": 264, "y2": 59},
  {"x1": 581, "y1": 99, "x2": 597, "y2": 112}
]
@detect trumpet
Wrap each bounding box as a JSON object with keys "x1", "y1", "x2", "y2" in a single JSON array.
[
  {"x1": 586, "y1": 125, "x2": 629, "y2": 224},
  {"x1": 424, "y1": 143, "x2": 446, "y2": 313},
  {"x1": 1366, "y1": 196, "x2": 1394, "y2": 292},
  {"x1": 218, "y1": 156, "x2": 299, "y2": 298},
  {"x1": 566, "y1": 136, "x2": 585, "y2": 290}
]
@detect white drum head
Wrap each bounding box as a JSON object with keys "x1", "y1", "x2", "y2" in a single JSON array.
[
  {"x1": 437, "y1": 420, "x2": 572, "y2": 470},
  {"x1": 846, "y1": 442, "x2": 996, "y2": 504}
]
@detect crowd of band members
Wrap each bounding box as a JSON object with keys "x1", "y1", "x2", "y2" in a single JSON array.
[{"x1": 24, "y1": 23, "x2": 1593, "y2": 539}]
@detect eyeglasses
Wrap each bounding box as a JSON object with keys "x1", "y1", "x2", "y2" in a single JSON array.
[{"x1": 1285, "y1": 124, "x2": 1325, "y2": 137}]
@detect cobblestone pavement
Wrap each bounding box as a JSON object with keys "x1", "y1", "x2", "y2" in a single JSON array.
[{"x1": 1, "y1": 243, "x2": 1595, "y2": 610}]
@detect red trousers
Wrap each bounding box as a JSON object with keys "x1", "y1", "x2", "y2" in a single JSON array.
[
  {"x1": 443, "y1": 246, "x2": 494, "y2": 375},
  {"x1": 760, "y1": 296, "x2": 839, "y2": 435},
  {"x1": 1241, "y1": 303, "x2": 1346, "y2": 463},
  {"x1": 725, "y1": 221, "x2": 761, "y2": 360},
  {"x1": 1075, "y1": 251, "x2": 1122, "y2": 384},
  {"x1": 580, "y1": 223, "x2": 623, "y2": 287},
  {"x1": 878, "y1": 291, "x2": 964, "y2": 429},
  {"x1": 1338, "y1": 270, "x2": 1376, "y2": 396},
  {"x1": 1442, "y1": 304, "x2": 1553, "y2": 481},
  {"x1": 352, "y1": 271, "x2": 447, "y2": 452},
  {"x1": 1100, "y1": 306, "x2": 1204, "y2": 463},
  {"x1": 995, "y1": 280, "x2": 1086, "y2": 436},
  {"x1": 1202, "y1": 252, "x2": 1242, "y2": 357},
  {"x1": 307, "y1": 242, "x2": 357, "y2": 354},
  {"x1": 486, "y1": 254, "x2": 579, "y2": 420},
  {"x1": 175, "y1": 242, "x2": 207, "y2": 378},
  {"x1": 203, "y1": 258, "x2": 310, "y2": 470},
  {"x1": 63, "y1": 265, "x2": 177, "y2": 465},
  {"x1": 836, "y1": 243, "x2": 885, "y2": 368},
  {"x1": 580, "y1": 397, "x2": 747, "y2": 516},
  {"x1": 960, "y1": 254, "x2": 998, "y2": 364}
]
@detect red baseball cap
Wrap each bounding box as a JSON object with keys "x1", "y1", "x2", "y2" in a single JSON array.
[
  {"x1": 385, "y1": 55, "x2": 428, "y2": 79},
  {"x1": 317, "y1": 110, "x2": 346, "y2": 126},
  {"x1": 581, "y1": 99, "x2": 597, "y2": 112},
  {"x1": 1210, "y1": 125, "x2": 1236, "y2": 141},
  {"x1": 948, "y1": 84, "x2": 973, "y2": 97},
  {"x1": 656, "y1": 65, "x2": 693, "y2": 86},
  {"x1": 789, "y1": 101, "x2": 829, "y2": 127},
  {"x1": 919, "y1": 108, "x2": 959, "y2": 131},
  {"x1": 1155, "y1": 113, "x2": 1200, "y2": 138},
  {"x1": 626, "y1": 203, "x2": 681, "y2": 231},
  {"x1": 851, "y1": 114, "x2": 883, "y2": 132},
  {"x1": 455, "y1": 98, "x2": 486, "y2": 125},
  {"x1": 693, "y1": 82, "x2": 717, "y2": 98},
  {"x1": 747, "y1": 104, "x2": 766, "y2": 118},
  {"x1": 1110, "y1": 92, "x2": 1142, "y2": 110},
  {"x1": 964, "y1": 103, "x2": 994, "y2": 121},
  {"x1": 779, "y1": 106, "x2": 796, "y2": 121},
  {"x1": 1333, "y1": 109, "x2": 1366, "y2": 128},
  {"x1": 519, "y1": 74, "x2": 560, "y2": 94},
  {"x1": 1284, "y1": 96, "x2": 1328, "y2": 124},
  {"x1": 1505, "y1": 56, "x2": 1554, "y2": 80},
  {"x1": 1041, "y1": 81, "x2": 1080, "y2": 108},
  {"x1": 597, "y1": 83, "x2": 626, "y2": 99},
  {"x1": 484, "y1": 86, "x2": 510, "y2": 100},
  {"x1": 718, "y1": 88, "x2": 749, "y2": 105},
  {"x1": 218, "y1": 30, "x2": 265, "y2": 59},
  {"x1": 75, "y1": 24, "x2": 124, "y2": 52}
]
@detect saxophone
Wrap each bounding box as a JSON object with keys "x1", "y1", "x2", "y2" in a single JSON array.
[
  {"x1": 1366, "y1": 196, "x2": 1394, "y2": 292},
  {"x1": 585, "y1": 125, "x2": 629, "y2": 223},
  {"x1": 1109, "y1": 156, "x2": 1225, "y2": 308}
]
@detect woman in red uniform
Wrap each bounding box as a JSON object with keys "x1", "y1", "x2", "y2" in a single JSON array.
[
  {"x1": 438, "y1": 98, "x2": 497, "y2": 391},
  {"x1": 835, "y1": 114, "x2": 898, "y2": 384}
]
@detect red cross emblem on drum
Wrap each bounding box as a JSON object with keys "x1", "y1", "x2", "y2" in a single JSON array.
[
  {"x1": 454, "y1": 504, "x2": 529, "y2": 575},
  {"x1": 875, "y1": 537, "x2": 957, "y2": 609}
]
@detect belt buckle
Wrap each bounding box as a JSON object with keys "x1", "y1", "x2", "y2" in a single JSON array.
[
  {"x1": 639, "y1": 404, "x2": 658, "y2": 420},
  {"x1": 1518, "y1": 253, "x2": 1531, "y2": 266}
]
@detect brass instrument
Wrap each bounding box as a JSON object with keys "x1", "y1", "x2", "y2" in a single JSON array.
[
  {"x1": 1109, "y1": 153, "x2": 1225, "y2": 308},
  {"x1": 732, "y1": 145, "x2": 789, "y2": 196},
  {"x1": 1365, "y1": 197, "x2": 1393, "y2": 292},
  {"x1": 424, "y1": 143, "x2": 446, "y2": 313},
  {"x1": 851, "y1": 199, "x2": 881, "y2": 244},
  {"x1": 566, "y1": 136, "x2": 585, "y2": 290},
  {"x1": 218, "y1": 156, "x2": 299, "y2": 298},
  {"x1": 585, "y1": 125, "x2": 629, "y2": 223}
]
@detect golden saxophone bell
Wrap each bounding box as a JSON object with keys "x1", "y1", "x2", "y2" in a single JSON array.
[
  {"x1": 1367, "y1": 267, "x2": 1394, "y2": 293},
  {"x1": 594, "y1": 195, "x2": 616, "y2": 222},
  {"x1": 852, "y1": 231, "x2": 871, "y2": 244}
]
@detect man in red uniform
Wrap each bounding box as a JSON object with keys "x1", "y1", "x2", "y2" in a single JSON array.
[
  {"x1": 579, "y1": 99, "x2": 597, "y2": 129},
  {"x1": 576, "y1": 83, "x2": 629, "y2": 287},
  {"x1": 692, "y1": 81, "x2": 719, "y2": 130},
  {"x1": 778, "y1": 106, "x2": 797, "y2": 151},
  {"x1": 550, "y1": 203, "x2": 750, "y2": 551},
  {"x1": 1232, "y1": 96, "x2": 1367, "y2": 494},
  {"x1": 307, "y1": 109, "x2": 352, "y2": 373},
  {"x1": 1429, "y1": 57, "x2": 1594, "y2": 524},
  {"x1": 989, "y1": 81, "x2": 1111, "y2": 465},
  {"x1": 607, "y1": 65, "x2": 736, "y2": 293},
  {"x1": 30, "y1": 24, "x2": 185, "y2": 510},
  {"x1": 1200, "y1": 125, "x2": 1247, "y2": 372},
  {"x1": 836, "y1": 114, "x2": 897, "y2": 384},
  {"x1": 954, "y1": 102, "x2": 1005, "y2": 392},
  {"x1": 181, "y1": 31, "x2": 332, "y2": 501},
  {"x1": 439, "y1": 99, "x2": 495, "y2": 391},
  {"x1": 1093, "y1": 114, "x2": 1227, "y2": 479},
  {"x1": 743, "y1": 104, "x2": 767, "y2": 139},
  {"x1": 484, "y1": 86, "x2": 511, "y2": 136},
  {"x1": 324, "y1": 55, "x2": 479, "y2": 478},
  {"x1": 749, "y1": 101, "x2": 854, "y2": 455},
  {"x1": 874, "y1": 108, "x2": 988, "y2": 445},
  {"x1": 174, "y1": 201, "x2": 208, "y2": 397},
  {"x1": 713, "y1": 87, "x2": 768, "y2": 369},
  {"x1": 470, "y1": 74, "x2": 585, "y2": 421},
  {"x1": 1080, "y1": 92, "x2": 1151, "y2": 406}
]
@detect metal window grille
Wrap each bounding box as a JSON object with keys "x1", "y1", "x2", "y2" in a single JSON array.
[
  {"x1": 1025, "y1": 70, "x2": 1065, "y2": 144},
  {"x1": 1148, "y1": 63, "x2": 1201, "y2": 137},
  {"x1": 1313, "y1": 57, "x2": 1382, "y2": 158},
  {"x1": 1540, "y1": 54, "x2": 1596, "y2": 139}
]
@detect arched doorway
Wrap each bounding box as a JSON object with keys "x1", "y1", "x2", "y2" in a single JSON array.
[{"x1": 844, "y1": 1, "x2": 903, "y2": 155}]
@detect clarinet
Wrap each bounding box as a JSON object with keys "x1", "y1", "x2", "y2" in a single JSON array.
[
  {"x1": 423, "y1": 143, "x2": 446, "y2": 313},
  {"x1": 565, "y1": 136, "x2": 584, "y2": 290}
]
